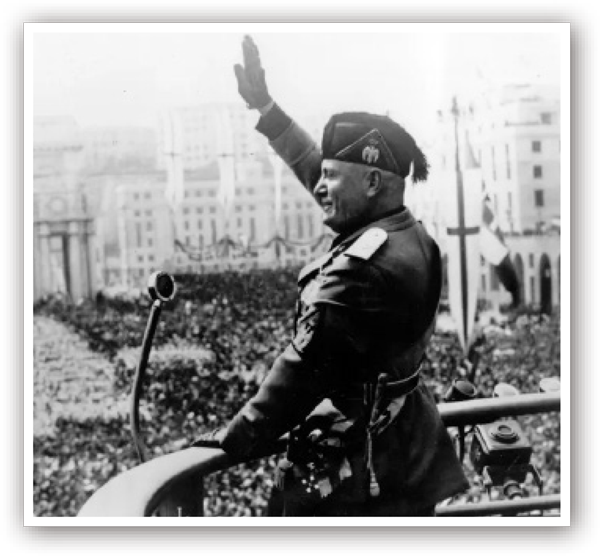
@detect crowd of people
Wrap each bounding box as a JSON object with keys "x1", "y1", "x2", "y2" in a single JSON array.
[{"x1": 33, "y1": 267, "x2": 561, "y2": 517}]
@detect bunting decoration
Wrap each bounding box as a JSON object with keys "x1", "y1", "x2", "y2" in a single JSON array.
[{"x1": 173, "y1": 232, "x2": 334, "y2": 264}]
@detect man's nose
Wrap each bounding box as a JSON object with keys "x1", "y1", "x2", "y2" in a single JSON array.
[{"x1": 313, "y1": 178, "x2": 327, "y2": 197}]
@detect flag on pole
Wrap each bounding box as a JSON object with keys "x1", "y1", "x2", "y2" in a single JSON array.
[
  {"x1": 215, "y1": 107, "x2": 236, "y2": 224},
  {"x1": 445, "y1": 99, "x2": 482, "y2": 354},
  {"x1": 162, "y1": 110, "x2": 185, "y2": 211},
  {"x1": 480, "y1": 194, "x2": 521, "y2": 307}
]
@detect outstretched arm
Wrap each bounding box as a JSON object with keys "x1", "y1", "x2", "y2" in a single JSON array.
[{"x1": 234, "y1": 36, "x2": 323, "y2": 194}]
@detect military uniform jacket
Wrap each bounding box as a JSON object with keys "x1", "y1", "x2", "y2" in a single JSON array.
[{"x1": 221, "y1": 104, "x2": 468, "y2": 515}]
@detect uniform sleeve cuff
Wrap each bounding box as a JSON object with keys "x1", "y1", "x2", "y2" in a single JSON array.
[{"x1": 256, "y1": 103, "x2": 294, "y2": 141}]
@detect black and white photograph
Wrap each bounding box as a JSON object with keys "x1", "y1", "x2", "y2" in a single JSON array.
[{"x1": 25, "y1": 22, "x2": 569, "y2": 525}]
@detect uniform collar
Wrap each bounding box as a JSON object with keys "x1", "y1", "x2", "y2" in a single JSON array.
[{"x1": 331, "y1": 206, "x2": 417, "y2": 251}]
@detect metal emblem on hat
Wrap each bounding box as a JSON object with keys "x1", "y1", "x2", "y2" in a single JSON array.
[{"x1": 362, "y1": 142, "x2": 380, "y2": 164}]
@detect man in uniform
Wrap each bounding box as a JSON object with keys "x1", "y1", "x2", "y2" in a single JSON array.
[{"x1": 194, "y1": 36, "x2": 468, "y2": 516}]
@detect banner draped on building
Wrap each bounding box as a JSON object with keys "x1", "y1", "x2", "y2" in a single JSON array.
[
  {"x1": 162, "y1": 110, "x2": 185, "y2": 211},
  {"x1": 215, "y1": 107, "x2": 236, "y2": 225},
  {"x1": 267, "y1": 147, "x2": 284, "y2": 233},
  {"x1": 480, "y1": 194, "x2": 521, "y2": 307}
]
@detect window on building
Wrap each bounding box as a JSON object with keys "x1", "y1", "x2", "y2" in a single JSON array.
[
  {"x1": 146, "y1": 222, "x2": 153, "y2": 231},
  {"x1": 138, "y1": 255, "x2": 144, "y2": 263},
  {"x1": 195, "y1": 191, "x2": 201, "y2": 197},
  {"x1": 210, "y1": 207, "x2": 216, "y2": 214},
  {"x1": 532, "y1": 140, "x2": 542, "y2": 153},
  {"x1": 250, "y1": 217, "x2": 256, "y2": 240},
  {"x1": 530, "y1": 276, "x2": 536, "y2": 303},
  {"x1": 529, "y1": 254, "x2": 535, "y2": 268},
  {"x1": 134, "y1": 210, "x2": 141, "y2": 217},
  {"x1": 136, "y1": 223, "x2": 142, "y2": 247},
  {"x1": 196, "y1": 207, "x2": 203, "y2": 214},
  {"x1": 247, "y1": 188, "x2": 255, "y2": 195},
  {"x1": 237, "y1": 217, "x2": 243, "y2": 228},
  {"x1": 183, "y1": 208, "x2": 190, "y2": 215},
  {"x1": 308, "y1": 215, "x2": 314, "y2": 238},
  {"x1": 148, "y1": 238, "x2": 153, "y2": 247},
  {"x1": 284, "y1": 215, "x2": 290, "y2": 239},
  {"x1": 148, "y1": 255, "x2": 154, "y2": 262},
  {"x1": 133, "y1": 193, "x2": 140, "y2": 201},
  {"x1": 236, "y1": 206, "x2": 242, "y2": 213},
  {"x1": 297, "y1": 214, "x2": 304, "y2": 239},
  {"x1": 145, "y1": 192, "x2": 151, "y2": 199},
  {"x1": 481, "y1": 275, "x2": 487, "y2": 291},
  {"x1": 540, "y1": 112, "x2": 552, "y2": 124},
  {"x1": 184, "y1": 221, "x2": 190, "y2": 231},
  {"x1": 211, "y1": 220, "x2": 217, "y2": 243},
  {"x1": 145, "y1": 210, "x2": 152, "y2": 216},
  {"x1": 533, "y1": 165, "x2": 543, "y2": 178},
  {"x1": 534, "y1": 189, "x2": 545, "y2": 207}
]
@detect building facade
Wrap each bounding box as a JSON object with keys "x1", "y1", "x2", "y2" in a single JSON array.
[
  {"x1": 412, "y1": 84, "x2": 562, "y2": 312},
  {"x1": 33, "y1": 116, "x2": 97, "y2": 301},
  {"x1": 33, "y1": 90, "x2": 562, "y2": 308},
  {"x1": 81, "y1": 126, "x2": 158, "y2": 173}
]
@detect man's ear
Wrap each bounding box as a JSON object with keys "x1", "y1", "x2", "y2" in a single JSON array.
[{"x1": 365, "y1": 169, "x2": 383, "y2": 197}]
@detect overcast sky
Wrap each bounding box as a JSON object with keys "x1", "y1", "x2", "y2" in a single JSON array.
[{"x1": 32, "y1": 25, "x2": 563, "y2": 142}]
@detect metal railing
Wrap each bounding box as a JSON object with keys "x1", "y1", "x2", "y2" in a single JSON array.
[{"x1": 78, "y1": 391, "x2": 560, "y2": 518}]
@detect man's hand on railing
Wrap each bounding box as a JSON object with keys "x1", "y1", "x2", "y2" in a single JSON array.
[{"x1": 191, "y1": 428, "x2": 226, "y2": 449}]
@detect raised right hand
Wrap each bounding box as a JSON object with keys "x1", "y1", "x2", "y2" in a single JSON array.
[{"x1": 233, "y1": 35, "x2": 272, "y2": 110}]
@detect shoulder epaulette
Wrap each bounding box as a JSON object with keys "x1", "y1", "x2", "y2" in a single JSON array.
[{"x1": 344, "y1": 227, "x2": 388, "y2": 260}]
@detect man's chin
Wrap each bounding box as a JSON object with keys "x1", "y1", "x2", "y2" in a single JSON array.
[{"x1": 322, "y1": 215, "x2": 340, "y2": 233}]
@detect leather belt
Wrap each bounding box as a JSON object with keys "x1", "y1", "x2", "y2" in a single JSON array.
[
  {"x1": 382, "y1": 367, "x2": 421, "y2": 399},
  {"x1": 338, "y1": 366, "x2": 422, "y2": 401}
]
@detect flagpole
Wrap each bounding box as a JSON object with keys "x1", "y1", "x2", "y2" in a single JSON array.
[{"x1": 451, "y1": 97, "x2": 471, "y2": 353}]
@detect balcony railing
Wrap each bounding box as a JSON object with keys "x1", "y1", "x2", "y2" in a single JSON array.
[{"x1": 78, "y1": 391, "x2": 560, "y2": 518}]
